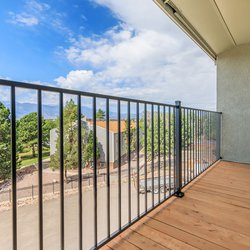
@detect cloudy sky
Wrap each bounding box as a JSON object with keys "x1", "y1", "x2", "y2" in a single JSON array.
[{"x1": 0, "y1": 0, "x2": 216, "y2": 109}]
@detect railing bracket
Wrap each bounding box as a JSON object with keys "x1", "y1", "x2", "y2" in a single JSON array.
[{"x1": 175, "y1": 190, "x2": 185, "y2": 198}]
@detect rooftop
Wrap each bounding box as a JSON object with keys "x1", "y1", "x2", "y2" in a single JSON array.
[{"x1": 89, "y1": 120, "x2": 136, "y2": 133}]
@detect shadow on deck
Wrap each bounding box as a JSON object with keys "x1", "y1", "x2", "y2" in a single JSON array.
[{"x1": 102, "y1": 161, "x2": 250, "y2": 250}]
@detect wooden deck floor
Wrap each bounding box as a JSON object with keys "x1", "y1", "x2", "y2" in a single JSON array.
[{"x1": 102, "y1": 161, "x2": 250, "y2": 250}]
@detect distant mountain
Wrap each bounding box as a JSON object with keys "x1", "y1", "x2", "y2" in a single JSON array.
[
  {"x1": 4, "y1": 102, "x2": 59, "y2": 119},
  {"x1": 3, "y1": 102, "x2": 136, "y2": 120}
]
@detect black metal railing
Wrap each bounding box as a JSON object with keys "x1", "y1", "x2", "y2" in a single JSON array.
[{"x1": 0, "y1": 79, "x2": 222, "y2": 250}]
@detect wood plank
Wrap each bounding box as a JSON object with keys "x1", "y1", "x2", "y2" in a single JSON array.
[
  {"x1": 205, "y1": 174, "x2": 250, "y2": 182},
  {"x1": 186, "y1": 188, "x2": 250, "y2": 212},
  {"x1": 200, "y1": 171, "x2": 250, "y2": 181},
  {"x1": 218, "y1": 162, "x2": 250, "y2": 171},
  {"x1": 187, "y1": 187, "x2": 250, "y2": 209},
  {"x1": 100, "y1": 245, "x2": 113, "y2": 250},
  {"x1": 214, "y1": 164, "x2": 250, "y2": 172},
  {"x1": 175, "y1": 196, "x2": 250, "y2": 237},
  {"x1": 121, "y1": 229, "x2": 168, "y2": 250},
  {"x1": 200, "y1": 166, "x2": 250, "y2": 176},
  {"x1": 102, "y1": 161, "x2": 250, "y2": 249},
  {"x1": 192, "y1": 183, "x2": 250, "y2": 200},
  {"x1": 106, "y1": 235, "x2": 140, "y2": 250},
  {"x1": 199, "y1": 178, "x2": 250, "y2": 189},
  {"x1": 208, "y1": 166, "x2": 250, "y2": 175},
  {"x1": 201, "y1": 168, "x2": 250, "y2": 180},
  {"x1": 144, "y1": 217, "x2": 226, "y2": 250},
  {"x1": 152, "y1": 205, "x2": 250, "y2": 250},
  {"x1": 130, "y1": 222, "x2": 197, "y2": 250}
]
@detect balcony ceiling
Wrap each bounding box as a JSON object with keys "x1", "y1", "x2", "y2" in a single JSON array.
[{"x1": 154, "y1": 0, "x2": 250, "y2": 60}]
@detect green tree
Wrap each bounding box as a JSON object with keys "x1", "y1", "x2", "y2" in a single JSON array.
[
  {"x1": 143, "y1": 112, "x2": 169, "y2": 160},
  {"x1": 0, "y1": 102, "x2": 12, "y2": 181},
  {"x1": 50, "y1": 99, "x2": 78, "y2": 180},
  {"x1": 83, "y1": 130, "x2": 100, "y2": 167},
  {"x1": 124, "y1": 120, "x2": 137, "y2": 153},
  {"x1": 50, "y1": 99, "x2": 100, "y2": 180},
  {"x1": 17, "y1": 112, "x2": 38, "y2": 157},
  {"x1": 17, "y1": 113, "x2": 55, "y2": 158},
  {"x1": 96, "y1": 108, "x2": 105, "y2": 121},
  {"x1": 0, "y1": 102, "x2": 21, "y2": 181},
  {"x1": 203, "y1": 113, "x2": 217, "y2": 140},
  {"x1": 139, "y1": 110, "x2": 193, "y2": 161}
]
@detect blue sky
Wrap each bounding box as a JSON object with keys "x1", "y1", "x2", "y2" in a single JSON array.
[
  {"x1": 0, "y1": 0, "x2": 216, "y2": 109},
  {"x1": 0, "y1": 0, "x2": 118, "y2": 82}
]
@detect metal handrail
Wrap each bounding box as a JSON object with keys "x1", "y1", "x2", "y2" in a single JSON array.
[{"x1": 0, "y1": 79, "x2": 222, "y2": 250}]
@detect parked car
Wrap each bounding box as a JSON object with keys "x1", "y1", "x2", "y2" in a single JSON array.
[{"x1": 139, "y1": 176, "x2": 175, "y2": 194}]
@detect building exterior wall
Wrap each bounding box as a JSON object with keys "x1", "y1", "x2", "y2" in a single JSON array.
[
  {"x1": 50, "y1": 128, "x2": 57, "y2": 156},
  {"x1": 50, "y1": 123, "x2": 126, "y2": 166},
  {"x1": 113, "y1": 133, "x2": 127, "y2": 162},
  {"x1": 95, "y1": 126, "x2": 115, "y2": 163},
  {"x1": 217, "y1": 43, "x2": 250, "y2": 163}
]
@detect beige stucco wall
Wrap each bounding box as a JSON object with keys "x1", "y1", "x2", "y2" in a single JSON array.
[{"x1": 217, "y1": 43, "x2": 250, "y2": 163}]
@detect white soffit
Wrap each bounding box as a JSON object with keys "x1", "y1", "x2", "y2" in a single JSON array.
[
  {"x1": 215, "y1": 0, "x2": 250, "y2": 45},
  {"x1": 154, "y1": 0, "x2": 250, "y2": 60}
]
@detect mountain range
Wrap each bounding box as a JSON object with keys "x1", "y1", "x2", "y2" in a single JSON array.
[{"x1": 3, "y1": 102, "x2": 137, "y2": 120}]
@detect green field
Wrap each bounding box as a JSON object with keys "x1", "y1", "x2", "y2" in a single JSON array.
[{"x1": 19, "y1": 148, "x2": 50, "y2": 168}]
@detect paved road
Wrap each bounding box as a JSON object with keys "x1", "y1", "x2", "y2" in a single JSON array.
[{"x1": 0, "y1": 177, "x2": 168, "y2": 250}]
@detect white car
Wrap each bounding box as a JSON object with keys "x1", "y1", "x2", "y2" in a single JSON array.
[{"x1": 139, "y1": 177, "x2": 175, "y2": 194}]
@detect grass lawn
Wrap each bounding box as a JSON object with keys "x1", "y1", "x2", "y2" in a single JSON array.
[{"x1": 19, "y1": 148, "x2": 50, "y2": 168}]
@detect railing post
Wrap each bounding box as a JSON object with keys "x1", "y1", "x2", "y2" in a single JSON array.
[
  {"x1": 216, "y1": 112, "x2": 222, "y2": 160},
  {"x1": 175, "y1": 101, "x2": 184, "y2": 198}
]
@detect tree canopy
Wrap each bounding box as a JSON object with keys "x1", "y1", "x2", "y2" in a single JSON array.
[
  {"x1": 17, "y1": 112, "x2": 38, "y2": 157},
  {"x1": 96, "y1": 108, "x2": 105, "y2": 121},
  {"x1": 124, "y1": 111, "x2": 194, "y2": 161},
  {"x1": 0, "y1": 102, "x2": 22, "y2": 181},
  {"x1": 17, "y1": 112, "x2": 56, "y2": 157},
  {"x1": 50, "y1": 99, "x2": 100, "y2": 180},
  {"x1": 0, "y1": 102, "x2": 12, "y2": 181}
]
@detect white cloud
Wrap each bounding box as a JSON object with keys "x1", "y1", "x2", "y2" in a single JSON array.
[
  {"x1": 56, "y1": 0, "x2": 216, "y2": 110},
  {"x1": 4, "y1": 0, "x2": 217, "y2": 110},
  {"x1": 8, "y1": 0, "x2": 47, "y2": 27},
  {"x1": 91, "y1": 0, "x2": 180, "y2": 34},
  {"x1": 9, "y1": 12, "x2": 39, "y2": 26},
  {"x1": 8, "y1": 0, "x2": 72, "y2": 36},
  {"x1": 26, "y1": 0, "x2": 50, "y2": 12}
]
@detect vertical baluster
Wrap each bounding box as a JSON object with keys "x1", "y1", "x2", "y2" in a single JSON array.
[
  {"x1": 183, "y1": 109, "x2": 186, "y2": 184},
  {"x1": 38, "y1": 90, "x2": 43, "y2": 250},
  {"x1": 128, "y1": 101, "x2": 131, "y2": 222},
  {"x1": 151, "y1": 105, "x2": 154, "y2": 207},
  {"x1": 157, "y1": 105, "x2": 161, "y2": 203},
  {"x1": 93, "y1": 97, "x2": 97, "y2": 247},
  {"x1": 144, "y1": 103, "x2": 147, "y2": 211},
  {"x1": 77, "y1": 95, "x2": 82, "y2": 250},
  {"x1": 117, "y1": 100, "x2": 121, "y2": 230},
  {"x1": 168, "y1": 107, "x2": 171, "y2": 197},
  {"x1": 163, "y1": 106, "x2": 166, "y2": 198},
  {"x1": 136, "y1": 103, "x2": 140, "y2": 217},
  {"x1": 106, "y1": 99, "x2": 110, "y2": 237},
  {"x1": 11, "y1": 86, "x2": 17, "y2": 250},
  {"x1": 174, "y1": 101, "x2": 184, "y2": 198},
  {"x1": 59, "y1": 92, "x2": 64, "y2": 250}
]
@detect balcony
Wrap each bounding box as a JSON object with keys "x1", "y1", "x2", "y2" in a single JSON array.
[
  {"x1": 0, "y1": 79, "x2": 222, "y2": 250},
  {"x1": 102, "y1": 160, "x2": 250, "y2": 250},
  {"x1": 1, "y1": 1, "x2": 250, "y2": 249}
]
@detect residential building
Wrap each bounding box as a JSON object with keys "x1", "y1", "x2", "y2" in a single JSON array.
[{"x1": 50, "y1": 119, "x2": 134, "y2": 169}]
